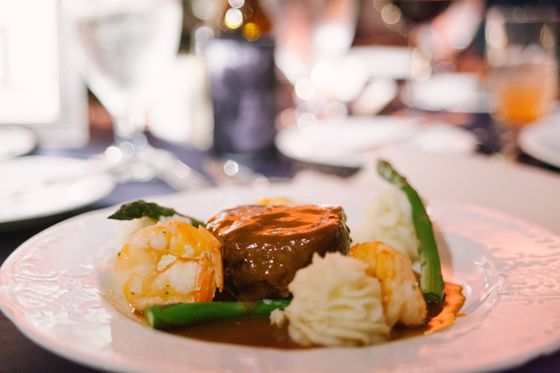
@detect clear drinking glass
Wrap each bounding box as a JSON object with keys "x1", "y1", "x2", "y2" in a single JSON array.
[
  {"x1": 486, "y1": 6, "x2": 558, "y2": 160},
  {"x1": 273, "y1": 0, "x2": 358, "y2": 122},
  {"x1": 66, "y1": 0, "x2": 206, "y2": 188}
]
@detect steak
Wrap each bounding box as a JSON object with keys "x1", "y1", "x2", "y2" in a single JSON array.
[{"x1": 206, "y1": 204, "x2": 351, "y2": 300}]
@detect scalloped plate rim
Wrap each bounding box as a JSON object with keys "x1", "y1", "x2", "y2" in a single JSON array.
[{"x1": 1, "y1": 185, "x2": 560, "y2": 373}]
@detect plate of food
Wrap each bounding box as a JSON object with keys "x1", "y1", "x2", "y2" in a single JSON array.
[{"x1": 1, "y1": 158, "x2": 560, "y2": 373}]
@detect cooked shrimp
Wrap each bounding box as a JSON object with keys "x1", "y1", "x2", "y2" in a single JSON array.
[
  {"x1": 115, "y1": 219, "x2": 223, "y2": 312},
  {"x1": 348, "y1": 241, "x2": 427, "y2": 327}
]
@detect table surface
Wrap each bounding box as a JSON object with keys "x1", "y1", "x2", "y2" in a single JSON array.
[{"x1": 1, "y1": 115, "x2": 559, "y2": 372}]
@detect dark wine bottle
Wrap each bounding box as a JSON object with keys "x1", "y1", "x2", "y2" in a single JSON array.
[{"x1": 205, "y1": 0, "x2": 277, "y2": 155}]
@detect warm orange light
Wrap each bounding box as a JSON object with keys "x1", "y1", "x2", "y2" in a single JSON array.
[
  {"x1": 495, "y1": 83, "x2": 550, "y2": 126},
  {"x1": 243, "y1": 22, "x2": 261, "y2": 41},
  {"x1": 492, "y1": 63, "x2": 557, "y2": 127}
]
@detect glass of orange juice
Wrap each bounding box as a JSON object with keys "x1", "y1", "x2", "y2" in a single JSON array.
[{"x1": 486, "y1": 6, "x2": 558, "y2": 160}]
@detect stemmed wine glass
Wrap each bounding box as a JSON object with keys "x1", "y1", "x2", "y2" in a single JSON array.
[
  {"x1": 66, "y1": 0, "x2": 207, "y2": 189},
  {"x1": 387, "y1": 0, "x2": 455, "y2": 79}
]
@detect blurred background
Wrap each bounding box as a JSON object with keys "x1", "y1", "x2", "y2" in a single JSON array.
[
  {"x1": 1, "y1": 0, "x2": 560, "y2": 212},
  {"x1": 1, "y1": 0, "x2": 559, "y2": 166}
]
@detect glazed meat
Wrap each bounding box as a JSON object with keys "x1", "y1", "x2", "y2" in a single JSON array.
[{"x1": 206, "y1": 204, "x2": 351, "y2": 300}]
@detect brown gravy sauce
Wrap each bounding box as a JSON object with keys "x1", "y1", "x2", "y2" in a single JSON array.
[{"x1": 163, "y1": 282, "x2": 465, "y2": 349}]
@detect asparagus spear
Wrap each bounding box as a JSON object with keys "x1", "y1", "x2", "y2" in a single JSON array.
[
  {"x1": 145, "y1": 299, "x2": 290, "y2": 330},
  {"x1": 108, "y1": 200, "x2": 204, "y2": 228},
  {"x1": 377, "y1": 160, "x2": 444, "y2": 304}
]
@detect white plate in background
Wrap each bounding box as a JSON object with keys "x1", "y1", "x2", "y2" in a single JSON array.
[
  {"x1": 351, "y1": 79, "x2": 398, "y2": 115},
  {"x1": 0, "y1": 156, "x2": 115, "y2": 226},
  {"x1": 405, "y1": 73, "x2": 490, "y2": 113},
  {"x1": 348, "y1": 46, "x2": 412, "y2": 80},
  {"x1": 275, "y1": 116, "x2": 478, "y2": 167},
  {"x1": 519, "y1": 118, "x2": 560, "y2": 168},
  {"x1": 0, "y1": 127, "x2": 37, "y2": 160},
  {"x1": 1, "y1": 162, "x2": 560, "y2": 372}
]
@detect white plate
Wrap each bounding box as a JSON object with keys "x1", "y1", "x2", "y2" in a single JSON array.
[
  {"x1": 0, "y1": 126, "x2": 37, "y2": 160},
  {"x1": 2, "y1": 152, "x2": 560, "y2": 373},
  {"x1": 275, "y1": 116, "x2": 478, "y2": 167},
  {"x1": 351, "y1": 79, "x2": 398, "y2": 115},
  {"x1": 405, "y1": 73, "x2": 490, "y2": 113},
  {"x1": 348, "y1": 46, "x2": 412, "y2": 80},
  {"x1": 0, "y1": 156, "x2": 115, "y2": 226},
  {"x1": 519, "y1": 117, "x2": 560, "y2": 168}
]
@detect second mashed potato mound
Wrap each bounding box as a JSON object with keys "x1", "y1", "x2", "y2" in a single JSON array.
[
  {"x1": 351, "y1": 186, "x2": 418, "y2": 261},
  {"x1": 271, "y1": 253, "x2": 390, "y2": 346}
]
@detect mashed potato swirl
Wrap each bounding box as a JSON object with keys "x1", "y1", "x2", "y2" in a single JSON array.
[
  {"x1": 272, "y1": 253, "x2": 390, "y2": 346},
  {"x1": 351, "y1": 186, "x2": 418, "y2": 261}
]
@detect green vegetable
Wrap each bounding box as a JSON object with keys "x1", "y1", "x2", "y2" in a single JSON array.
[
  {"x1": 108, "y1": 200, "x2": 204, "y2": 227},
  {"x1": 377, "y1": 159, "x2": 444, "y2": 304},
  {"x1": 145, "y1": 300, "x2": 290, "y2": 330}
]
